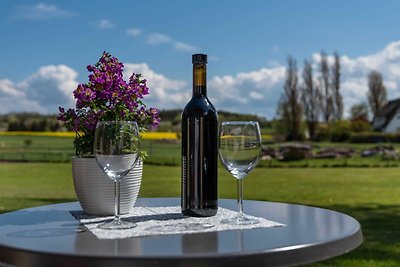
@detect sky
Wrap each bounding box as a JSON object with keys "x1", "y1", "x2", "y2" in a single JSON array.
[{"x1": 1, "y1": 0, "x2": 400, "y2": 119}]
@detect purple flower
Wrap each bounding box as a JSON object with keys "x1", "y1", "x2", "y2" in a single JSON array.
[{"x1": 58, "y1": 51, "x2": 160, "y2": 157}]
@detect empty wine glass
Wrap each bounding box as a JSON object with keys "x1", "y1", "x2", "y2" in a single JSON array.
[
  {"x1": 219, "y1": 121, "x2": 262, "y2": 225},
  {"x1": 94, "y1": 121, "x2": 140, "y2": 230}
]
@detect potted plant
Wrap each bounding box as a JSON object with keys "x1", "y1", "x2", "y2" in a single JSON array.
[{"x1": 58, "y1": 51, "x2": 160, "y2": 215}]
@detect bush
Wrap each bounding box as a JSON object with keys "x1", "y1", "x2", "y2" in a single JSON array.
[
  {"x1": 314, "y1": 124, "x2": 330, "y2": 141},
  {"x1": 280, "y1": 148, "x2": 307, "y2": 161},
  {"x1": 23, "y1": 139, "x2": 33, "y2": 147},
  {"x1": 350, "y1": 132, "x2": 400, "y2": 143},
  {"x1": 330, "y1": 121, "x2": 351, "y2": 142},
  {"x1": 351, "y1": 119, "x2": 371, "y2": 132}
]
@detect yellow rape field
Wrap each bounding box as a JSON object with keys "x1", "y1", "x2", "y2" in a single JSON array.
[{"x1": 0, "y1": 131, "x2": 178, "y2": 140}]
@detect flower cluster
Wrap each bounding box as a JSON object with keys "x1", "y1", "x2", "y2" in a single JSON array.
[{"x1": 58, "y1": 51, "x2": 160, "y2": 157}]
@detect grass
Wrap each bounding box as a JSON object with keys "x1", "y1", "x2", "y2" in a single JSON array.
[
  {"x1": 0, "y1": 135, "x2": 181, "y2": 164},
  {"x1": 1, "y1": 134, "x2": 400, "y2": 265},
  {"x1": 0, "y1": 163, "x2": 76, "y2": 213},
  {"x1": 2, "y1": 135, "x2": 400, "y2": 168},
  {"x1": 1, "y1": 163, "x2": 400, "y2": 266}
]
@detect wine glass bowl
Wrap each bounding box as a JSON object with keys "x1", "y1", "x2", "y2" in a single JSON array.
[
  {"x1": 219, "y1": 121, "x2": 262, "y2": 225},
  {"x1": 94, "y1": 121, "x2": 141, "y2": 230}
]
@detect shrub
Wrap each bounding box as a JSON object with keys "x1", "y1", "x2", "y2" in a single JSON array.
[
  {"x1": 280, "y1": 148, "x2": 307, "y2": 161},
  {"x1": 350, "y1": 132, "x2": 400, "y2": 143},
  {"x1": 330, "y1": 120, "x2": 352, "y2": 142},
  {"x1": 23, "y1": 139, "x2": 33, "y2": 147},
  {"x1": 314, "y1": 124, "x2": 330, "y2": 141},
  {"x1": 351, "y1": 119, "x2": 371, "y2": 132}
]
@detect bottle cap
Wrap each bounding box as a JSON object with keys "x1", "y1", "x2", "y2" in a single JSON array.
[{"x1": 192, "y1": 54, "x2": 207, "y2": 64}]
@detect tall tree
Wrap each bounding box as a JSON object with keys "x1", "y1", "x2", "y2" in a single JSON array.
[
  {"x1": 277, "y1": 56, "x2": 303, "y2": 140},
  {"x1": 350, "y1": 102, "x2": 369, "y2": 121},
  {"x1": 367, "y1": 70, "x2": 387, "y2": 120},
  {"x1": 350, "y1": 102, "x2": 370, "y2": 132},
  {"x1": 319, "y1": 51, "x2": 334, "y2": 123},
  {"x1": 332, "y1": 52, "x2": 343, "y2": 120},
  {"x1": 301, "y1": 60, "x2": 320, "y2": 140}
]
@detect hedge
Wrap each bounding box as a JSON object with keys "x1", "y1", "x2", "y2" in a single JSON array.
[{"x1": 349, "y1": 132, "x2": 400, "y2": 143}]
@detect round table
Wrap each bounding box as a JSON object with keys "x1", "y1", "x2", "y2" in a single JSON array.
[{"x1": 0, "y1": 198, "x2": 362, "y2": 267}]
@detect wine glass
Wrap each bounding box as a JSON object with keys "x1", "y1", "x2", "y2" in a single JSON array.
[
  {"x1": 219, "y1": 121, "x2": 262, "y2": 225},
  {"x1": 94, "y1": 121, "x2": 141, "y2": 230}
]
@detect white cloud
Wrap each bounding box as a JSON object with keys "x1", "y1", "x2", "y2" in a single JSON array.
[
  {"x1": 147, "y1": 33, "x2": 172, "y2": 44},
  {"x1": 174, "y1": 41, "x2": 196, "y2": 52},
  {"x1": 98, "y1": 19, "x2": 115, "y2": 30},
  {"x1": 121, "y1": 63, "x2": 286, "y2": 116},
  {"x1": 0, "y1": 62, "x2": 188, "y2": 114},
  {"x1": 0, "y1": 65, "x2": 78, "y2": 114},
  {"x1": 0, "y1": 79, "x2": 24, "y2": 98},
  {"x1": 126, "y1": 28, "x2": 142, "y2": 37},
  {"x1": 311, "y1": 40, "x2": 400, "y2": 117},
  {"x1": 249, "y1": 91, "x2": 264, "y2": 100},
  {"x1": 146, "y1": 32, "x2": 197, "y2": 53},
  {"x1": 208, "y1": 67, "x2": 286, "y2": 117},
  {"x1": 0, "y1": 79, "x2": 45, "y2": 113},
  {"x1": 4, "y1": 40, "x2": 400, "y2": 120},
  {"x1": 124, "y1": 63, "x2": 188, "y2": 109},
  {"x1": 12, "y1": 3, "x2": 76, "y2": 20}
]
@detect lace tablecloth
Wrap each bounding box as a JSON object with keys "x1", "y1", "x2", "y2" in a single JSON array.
[{"x1": 71, "y1": 206, "x2": 284, "y2": 239}]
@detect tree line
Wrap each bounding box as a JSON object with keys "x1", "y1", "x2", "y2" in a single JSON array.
[
  {"x1": 277, "y1": 51, "x2": 388, "y2": 141},
  {"x1": 0, "y1": 110, "x2": 269, "y2": 132},
  {"x1": 0, "y1": 113, "x2": 62, "y2": 132}
]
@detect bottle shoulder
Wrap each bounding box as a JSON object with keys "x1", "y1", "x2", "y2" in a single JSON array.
[{"x1": 182, "y1": 96, "x2": 217, "y2": 118}]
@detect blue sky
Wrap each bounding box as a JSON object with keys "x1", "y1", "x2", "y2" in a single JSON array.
[{"x1": 1, "y1": 0, "x2": 400, "y2": 119}]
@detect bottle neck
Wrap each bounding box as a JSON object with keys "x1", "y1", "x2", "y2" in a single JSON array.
[{"x1": 193, "y1": 62, "x2": 207, "y2": 96}]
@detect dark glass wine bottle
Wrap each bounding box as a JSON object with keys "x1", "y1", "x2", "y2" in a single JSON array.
[{"x1": 181, "y1": 54, "x2": 218, "y2": 217}]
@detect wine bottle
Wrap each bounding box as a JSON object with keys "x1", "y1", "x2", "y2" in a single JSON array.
[{"x1": 181, "y1": 54, "x2": 218, "y2": 217}]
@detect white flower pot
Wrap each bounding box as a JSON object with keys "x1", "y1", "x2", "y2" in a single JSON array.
[{"x1": 72, "y1": 157, "x2": 142, "y2": 216}]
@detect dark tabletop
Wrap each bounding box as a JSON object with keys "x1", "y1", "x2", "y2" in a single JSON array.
[{"x1": 0, "y1": 198, "x2": 362, "y2": 267}]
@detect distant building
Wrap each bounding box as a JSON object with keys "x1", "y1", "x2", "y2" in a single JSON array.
[{"x1": 372, "y1": 98, "x2": 400, "y2": 132}]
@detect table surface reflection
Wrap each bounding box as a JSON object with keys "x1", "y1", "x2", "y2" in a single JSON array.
[{"x1": 0, "y1": 198, "x2": 362, "y2": 267}]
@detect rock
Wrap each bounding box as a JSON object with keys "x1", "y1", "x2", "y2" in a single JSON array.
[
  {"x1": 361, "y1": 145, "x2": 396, "y2": 157},
  {"x1": 277, "y1": 143, "x2": 312, "y2": 161},
  {"x1": 361, "y1": 149, "x2": 377, "y2": 157},
  {"x1": 314, "y1": 147, "x2": 355, "y2": 159}
]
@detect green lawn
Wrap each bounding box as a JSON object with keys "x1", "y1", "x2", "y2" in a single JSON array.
[
  {"x1": 0, "y1": 135, "x2": 182, "y2": 164},
  {"x1": 3, "y1": 135, "x2": 400, "y2": 168},
  {"x1": 1, "y1": 163, "x2": 399, "y2": 266}
]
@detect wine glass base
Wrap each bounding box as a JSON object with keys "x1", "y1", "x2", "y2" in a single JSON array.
[
  {"x1": 221, "y1": 215, "x2": 259, "y2": 225},
  {"x1": 97, "y1": 219, "x2": 137, "y2": 230}
]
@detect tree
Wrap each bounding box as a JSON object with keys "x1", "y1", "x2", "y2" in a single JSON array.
[
  {"x1": 350, "y1": 102, "x2": 370, "y2": 132},
  {"x1": 350, "y1": 102, "x2": 369, "y2": 121},
  {"x1": 332, "y1": 52, "x2": 343, "y2": 120},
  {"x1": 367, "y1": 70, "x2": 387, "y2": 120},
  {"x1": 319, "y1": 51, "x2": 334, "y2": 123},
  {"x1": 301, "y1": 60, "x2": 320, "y2": 140},
  {"x1": 277, "y1": 56, "x2": 303, "y2": 140}
]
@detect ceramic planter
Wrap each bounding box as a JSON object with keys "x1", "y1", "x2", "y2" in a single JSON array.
[{"x1": 72, "y1": 157, "x2": 142, "y2": 216}]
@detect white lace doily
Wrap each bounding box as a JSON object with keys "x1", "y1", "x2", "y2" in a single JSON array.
[{"x1": 71, "y1": 206, "x2": 284, "y2": 239}]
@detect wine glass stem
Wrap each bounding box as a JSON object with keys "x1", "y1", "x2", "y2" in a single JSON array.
[
  {"x1": 237, "y1": 178, "x2": 244, "y2": 217},
  {"x1": 114, "y1": 180, "x2": 121, "y2": 223}
]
